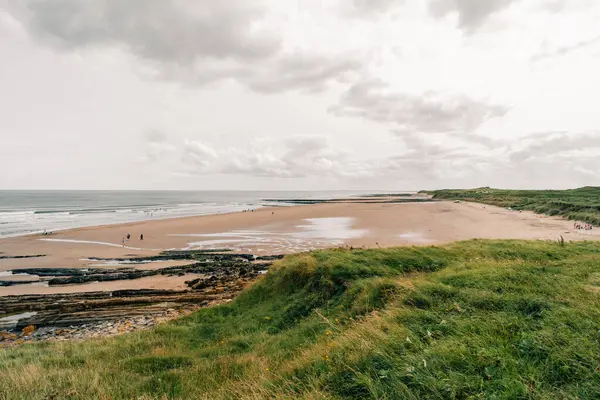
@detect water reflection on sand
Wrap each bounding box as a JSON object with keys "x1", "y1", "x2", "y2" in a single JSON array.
[{"x1": 173, "y1": 217, "x2": 368, "y2": 253}]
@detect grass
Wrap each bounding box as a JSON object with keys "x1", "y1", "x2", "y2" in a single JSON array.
[
  {"x1": 1, "y1": 240, "x2": 600, "y2": 399},
  {"x1": 425, "y1": 186, "x2": 600, "y2": 225}
]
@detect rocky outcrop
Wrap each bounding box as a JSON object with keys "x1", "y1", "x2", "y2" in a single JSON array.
[
  {"x1": 0, "y1": 308, "x2": 205, "y2": 347},
  {"x1": 0, "y1": 250, "x2": 284, "y2": 346},
  {"x1": 8, "y1": 251, "x2": 281, "y2": 286},
  {"x1": 0, "y1": 254, "x2": 45, "y2": 259},
  {"x1": 0, "y1": 280, "x2": 40, "y2": 287}
]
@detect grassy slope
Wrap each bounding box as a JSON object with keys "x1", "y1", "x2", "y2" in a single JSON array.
[
  {"x1": 2, "y1": 240, "x2": 600, "y2": 399},
  {"x1": 426, "y1": 186, "x2": 600, "y2": 225}
]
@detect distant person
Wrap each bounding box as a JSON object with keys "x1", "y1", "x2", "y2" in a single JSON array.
[
  {"x1": 126, "y1": 233, "x2": 130, "y2": 240},
  {"x1": 121, "y1": 237, "x2": 125, "y2": 247},
  {"x1": 140, "y1": 233, "x2": 144, "y2": 241}
]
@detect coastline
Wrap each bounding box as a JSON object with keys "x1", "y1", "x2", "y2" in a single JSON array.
[
  {"x1": 0, "y1": 190, "x2": 402, "y2": 239},
  {"x1": 2, "y1": 197, "x2": 600, "y2": 345},
  {"x1": 2, "y1": 198, "x2": 599, "y2": 275}
]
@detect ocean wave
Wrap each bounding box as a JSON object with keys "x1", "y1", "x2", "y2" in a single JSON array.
[
  {"x1": 0, "y1": 192, "x2": 363, "y2": 239},
  {"x1": 35, "y1": 207, "x2": 152, "y2": 215},
  {"x1": 0, "y1": 211, "x2": 35, "y2": 217}
]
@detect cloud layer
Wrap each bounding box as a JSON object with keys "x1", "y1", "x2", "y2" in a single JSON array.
[
  {"x1": 7, "y1": 0, "x2": 363, "y2": 92},
  {"x1": 1, "y1": 0, "x2": 600, "y2": 189}
]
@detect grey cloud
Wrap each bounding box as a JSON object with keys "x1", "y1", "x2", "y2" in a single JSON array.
[
  {"x1": 495, "y1": 157, "x2": 600, "y2": 189},
  {"x1": 181, "y1": 136, "x2": 356, "y2": 179},
  {"x1": 283, "y1": 136, "x2": 332, "y2": 159},
  {"x1": 531, "y1": 35, "x2": 600, "y2": 62},
  {"x1": 391, "y1": 130, "x2": 600, "y2": 188},
  {"x1": 182, "y1": 140, "x2": 218, "y2": 168},
  {"x1": 11, "y1": 0, "x2": 279, "y2": 62},
  {"x1": 142, "y1": 129, "x2": 175, "y2": 162},
  {"x1": 387, "y1": 129, "x2": 498, "y2": 181},
  {"x1": 378, "y1": 130, "x2": 600, "y2": 188},
  {"x1": 149, "y1": 51, "x2": 362, "y2": 93},
  {"x1": 220, "y1": 153, "x2": 295, "y2": 178},
  {"x1": 429, "y1": 0, "x2": 519, "y2": 32},
  {"x1": 330, "y1": 79, "x2": 508, "y2": 134},
  {"x1": 395, "y1": 131, "x2": 485, "y2": 159},
  {"x1": 454, "y1": 130, "x2": 600, "y2": 188},
  {"x1": 541, "y1": 0, "x2": 567, "y2": 13},
  {"x1": 244, "y1": 54, "x2": 364, "y2": 93},
  {"x1": 346, "y1": 0, "x2": 401, "y2": 16},
  {"x1": 508, "y1": 131, "x2": 600, "y2": 162},
  {"x1": 7, "y1": 0, "x2": 362, "y2": 93},
  {"x1": 178, "y1": 132, "x2": 492, "y2": 183},
  {"x1": 143, "y1": 129, "x2": 168, "y2": 144},
  {"x1": 540, "y1": 0, "x2": 594, "y2": 13},
  {"x1": 176, "y1": 129, "x2": 600, "y2": 187},
  {"x1": 376, "y1": 145, "x2": 496, "y2": 183}
]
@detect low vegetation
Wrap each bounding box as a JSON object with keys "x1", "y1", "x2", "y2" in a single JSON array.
[
  {"x1": 1, "y1": 240, "x2": 600, "y2": 399},
  {"x1": 427, "y1": 186, "x2": 600, "y2": 225}
]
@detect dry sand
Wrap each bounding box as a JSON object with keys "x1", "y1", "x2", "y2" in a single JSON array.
[{"x1": 1, "y1": 200, "x2": 598, "y2": 295}]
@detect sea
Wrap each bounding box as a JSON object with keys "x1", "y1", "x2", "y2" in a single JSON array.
[{"x1": 0, "y1": 190, "x2": 387, "y2": 239}]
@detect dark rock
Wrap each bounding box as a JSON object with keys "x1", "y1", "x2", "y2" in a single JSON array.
[
  {"x1": 255, "y1": 255, "x2": 285, "y2": 261},
  {"x1": 0, "y1": 280, "x2": 41, "y2": 287},
  {"x1": 0, "y1": 254, "x2": 46, "y2": 260}
]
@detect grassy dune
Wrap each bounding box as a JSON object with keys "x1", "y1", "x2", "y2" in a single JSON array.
[
  {"x1": 2, "y1": 240, "x2": 600, "y2": 399},
  {"x1": 427, "y1": 186, "x2": 600, "y2": 225}
]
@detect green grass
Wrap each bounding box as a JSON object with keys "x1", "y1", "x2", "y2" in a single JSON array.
[
  {"x1": 426, "y1": 186, "x2": 600, "y2": 225},
  {"x1": 2, "y1": 240, "x2": 600, "y2": 399}
]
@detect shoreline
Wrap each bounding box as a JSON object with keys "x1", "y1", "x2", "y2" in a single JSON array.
[
  {"x1": 2, "y1": 198, "x2": 599, "y2": 276},
  {"x1": 1, "y1": 196, "x2": 429, "y2": 241},
  {"x1": 3, "y1": 197, "x2": 600, "y2": 298},
  {"x1": 0, "y1": 205, "x2": 274, "y2": 241},
  {"x1": 2, "y1": 197, "x2": 600, "y2": 346},
  {"x1": 0, "y1": 191, "x2": 417, "y2": 240}
]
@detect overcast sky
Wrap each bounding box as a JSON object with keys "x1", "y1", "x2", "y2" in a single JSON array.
[{"x1": 1, "y1": 0, "x2": 599, "y2": 190}]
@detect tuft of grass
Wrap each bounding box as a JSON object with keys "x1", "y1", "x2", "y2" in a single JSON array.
[
  {"x1": 2, "y1": 240, "x2": 600, "y2": 399},
  {"x1": 426, "y1": 186, "x2": 600, "y2": 225}
]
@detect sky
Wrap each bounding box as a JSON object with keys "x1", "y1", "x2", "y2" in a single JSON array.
[{"x1": 1, "y1": 0, "x2": 599, "y2": 190}]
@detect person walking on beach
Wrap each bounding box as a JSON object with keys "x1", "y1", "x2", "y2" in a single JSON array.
[
  {"x1": 140, "y1": 233, "x2": 144, "y2": 241},
  {"x1": 121, "y1": 237, "x2": 125, "y2": 247}
]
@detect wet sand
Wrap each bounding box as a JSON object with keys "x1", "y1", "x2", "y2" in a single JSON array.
[
  {"x1": 0, "y1": 273, "x2": 205, "y2": 296},
  {"x1": 1, "y1": 200, "x2": 599, "y2": 295}
]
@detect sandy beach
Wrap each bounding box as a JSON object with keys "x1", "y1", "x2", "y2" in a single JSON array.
[{"x1": 2, "y1": 199, "x2": 599, "y2": 295}]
